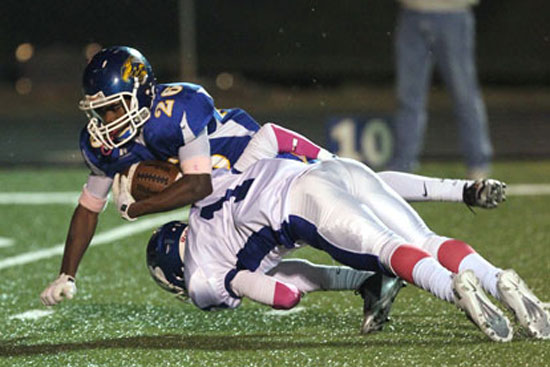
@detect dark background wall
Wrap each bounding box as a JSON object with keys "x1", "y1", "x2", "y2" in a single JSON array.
[
  {"x1": 1, "y1": 1, "x2": 548, "y2": 86},
  {"x1": 0, "y1": 1, "x2": 549, "y2": 167}
]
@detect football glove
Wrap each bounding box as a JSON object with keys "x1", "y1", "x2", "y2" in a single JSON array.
[
  {"x1": 40, "y1": 273, "x2": 77, "y2": 306},
  {"x1": 112, "y1": 173, "x2": 137, "y2": 221},
  {"x1": 463, "y1": 179, "x2": 506, "y2": 209}
]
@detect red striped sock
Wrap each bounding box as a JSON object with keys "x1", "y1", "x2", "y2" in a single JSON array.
[
  {"x1": 437, "y1": 239, "x2": 475, "y2": 273},
  {"x1": 390, "y1": 244, "x2": 431, "y2": 283}
]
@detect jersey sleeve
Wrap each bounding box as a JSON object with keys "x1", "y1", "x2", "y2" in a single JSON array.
[
  {"x1": 233, "y1": 123, "x2": 333, "y2": 172},
  {"x1": 178, "y1": 128, "x2": 212, "y2": 174},
  {"x1": 179, "y1": 85, "x2": 216, "y2": 137},
  {"x1": 79, "y1": 174, "x2": 112, "y2": 212},
  {"x1": 144, "y1": 83, "x2": 216, "y2": 159},
  {"x1": 187, "y1": 267, "x2": 241, "y2": 311}
]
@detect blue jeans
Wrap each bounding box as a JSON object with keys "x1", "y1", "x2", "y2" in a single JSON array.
[{"x1": 390, "y1": 8, "x2": 492, "y2": 172}]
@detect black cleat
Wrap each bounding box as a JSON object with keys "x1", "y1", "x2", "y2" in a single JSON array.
[{"x1": 357, "y1": 273, "x2": 405, "y2": 334}]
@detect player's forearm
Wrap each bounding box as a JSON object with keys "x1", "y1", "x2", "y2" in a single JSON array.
[
  {"x1": 377, "y1": 171, "x2": 470, "y2": 202},
  {"x1": 128, "y1": 173, "x2": 212, "y2": 217},
  {"x1": 234, "y1": 123, "x2": 333, "y2": 172},
  {"x1": 60, "y1": 205, "x2": 99, "y2": 277}
]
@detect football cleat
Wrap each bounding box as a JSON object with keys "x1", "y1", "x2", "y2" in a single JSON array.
[
  {"x1": 453, "y1": 270, "x2": 512, "y2": 342},
  {"x1": 463, "y1": 179, "x2": 506, "y2": 209},
  {"x1": 357, "y1": 273, "x2": 405, "y2": 334},
  {"x1": 497, "y1": 269, "x2": 550, "y2": 339}
]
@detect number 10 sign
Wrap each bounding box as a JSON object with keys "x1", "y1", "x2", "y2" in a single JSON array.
[{"x1": 325, "y1": 116, "x2": 394, "y2": 169}]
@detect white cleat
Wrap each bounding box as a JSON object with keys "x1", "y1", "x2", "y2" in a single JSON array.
[
  {"x1": 497, "y1": 269, "x2": 550, "y2": 340},
  {"x1": 453, "y1": 270, "x2": 513, "y2": 342}
]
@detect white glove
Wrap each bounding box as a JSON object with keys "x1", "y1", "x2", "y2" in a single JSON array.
[
  {"x1": 112, "y1": 173, "x2": 137, "y2": 221},
  {"x1": 40, "y1": 273, "x2": 77, "y2": 306}
]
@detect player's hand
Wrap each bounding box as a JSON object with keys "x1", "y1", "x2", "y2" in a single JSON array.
[
  {"x1": 112, "y1": 173, "x2": 137, "y2": 221},
  {"x1": 40, "y1": 273, "x2": 77, "y2": 306},
  {"x1": 463, "y1": 179, "x2": 507, "y2": 209}
]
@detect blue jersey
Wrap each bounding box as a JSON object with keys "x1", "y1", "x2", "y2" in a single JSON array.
[{"x1": 79, "y1": 82, "x2": 260, "y2": 177}]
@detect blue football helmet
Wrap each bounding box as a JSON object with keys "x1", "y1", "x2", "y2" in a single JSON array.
[
  {"x1": 146, "y1": 221, "x2": 188, "y2": 300},
  {"x1": 79, "y1": 46, "x2": 156, "y2": 149}
]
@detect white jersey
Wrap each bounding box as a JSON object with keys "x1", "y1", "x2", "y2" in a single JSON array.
[{"x1": 184, "y1": 158, "x2": 308, "y2": 310}]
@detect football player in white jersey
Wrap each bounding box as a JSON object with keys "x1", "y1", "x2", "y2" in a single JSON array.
[
  {"x1": 146, "y1": 158, "x2": 549, "y2": 342},
  {"x1": 41, "y1": 46, "x2": 505, "y2": 333}
]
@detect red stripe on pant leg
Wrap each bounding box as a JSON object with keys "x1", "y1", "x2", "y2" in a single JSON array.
[
  {"x1": 272, "y1": 281, "x2": 301, "y2": 310},
  {"x1": 390, "y1": 244, "x2": 431, "y2": 284},
  {"x1": 437, "y1": 239, "x2": 475, "y2": 273}
]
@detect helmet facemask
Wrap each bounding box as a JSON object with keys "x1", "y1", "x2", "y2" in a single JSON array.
[{"x1": 79, "y1": 77, "x2": 151, "y2": 149}]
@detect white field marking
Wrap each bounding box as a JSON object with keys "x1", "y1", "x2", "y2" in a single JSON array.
[
  {"x1": 0, "y1": 210, "x2": 188, "y2": 270},
  {"x1": 0, "y1": 237, "x2": 15, "y2": 248},
  {"x1": 0, "y1": 192, "x2": 82, "y2": 205},
  {"x1": 264, "y1": 306, "x2": 306, "y2": 316},
  {"x1": 1, "y1": 183, "x2": 550, "y2": 205},
  {"x1": 506, "y1": 184, "x2": 550, "y2": 196},
  {"x1": 9, "y1": 309, "x2": 55, "y2": 321}
]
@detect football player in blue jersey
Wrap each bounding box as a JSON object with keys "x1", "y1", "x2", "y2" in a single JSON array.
[
  {"x1": 40, "y1": 46, "x2": 505, "y2": 333},
  {"x1": 39, "y1": 46, "x2": 404, "y2": 333}
]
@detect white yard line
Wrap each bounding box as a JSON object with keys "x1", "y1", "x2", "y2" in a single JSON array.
[
  {"x1": 9, "y1": 309, "x2": 55, "y2": 321},
  {"x1": 506, "y1": 184, "x2": 550, "y2": 196},
  {"x1": 1, "y1": 184, "x2": 550, "y2": 206},
  {"x1": 0, "y1": 182, "x2": 549, "y2": 268},
  {"x1": 0, "y1": 210, "x2": 188, "y2": 270},
  {"x1": 0, "y1": 237, "x2": 15, "y2": 248},
  {"x1": 265, "y1": 306, "x2": 306, "y2": 316},
  {"x1": 0, "y1": 192, "x2": 82, "y2": 205}
]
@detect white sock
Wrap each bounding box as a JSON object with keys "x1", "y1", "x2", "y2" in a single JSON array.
[
  {"x1": 458, "y1": 253, "x2": 502, "y2": 299},
  {"x1": 412, "y1": 257, "x2": 454, "y2": 302},
  {"x1": 267, "y1": 259, "x2": 371, "y2": 293},
  {"x1": 377, "y1": 171, "x2": 469, "y2": 202}
]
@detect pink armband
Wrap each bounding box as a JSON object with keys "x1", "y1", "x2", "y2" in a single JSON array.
[
  {"x1": 180, "y1": 156, "x2": 212, "y2": 174},
  {"x1": 78, "y1": 186, "x2": 107, "y2": 213},
  {"x1": 271, "y1": 124, "x2": 322, "y2": 159}
]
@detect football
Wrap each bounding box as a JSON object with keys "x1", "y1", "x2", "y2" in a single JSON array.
[{"x1": 126, "y1": 160, "x2": 182, "y2": 201}]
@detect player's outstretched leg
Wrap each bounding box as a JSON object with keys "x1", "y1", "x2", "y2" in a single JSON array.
[
  {"x1": 332, "y1": 159, "x2": 513, "y2": 311},
  {"x1": 356, "y1": 273, "x2": 406, "y2": 334},
  {"x1": 389, "y1": 244, "x2": 512, "y2": 341},
  {"x1": 453, "y1": 270, "x2": 513, "y2": 342},
  {"x1": 497, "y1": 269, "x2": 550, "y2": 339},
  {"x1": 287, "y1": 160, "x2": 512, "y2": 341}
]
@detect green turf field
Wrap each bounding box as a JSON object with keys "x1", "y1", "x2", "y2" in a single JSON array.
[{"x1": 1, "y1": 161, "x2": 549, "y2": 367}]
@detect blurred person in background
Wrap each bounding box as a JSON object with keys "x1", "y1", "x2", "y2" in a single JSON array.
[{"x1": 389, "y1": 0, "x2": 493, "y2": 179}]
